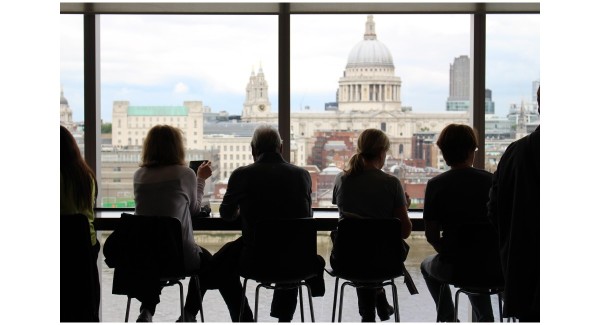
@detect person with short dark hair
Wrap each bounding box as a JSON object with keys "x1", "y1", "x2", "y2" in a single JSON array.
[
  {"x1": 488, "y1": 87, "x2": 540, "y2": 322},
  {"x1": 420, "y1": 123, "x2": 497, "y2": 322}
]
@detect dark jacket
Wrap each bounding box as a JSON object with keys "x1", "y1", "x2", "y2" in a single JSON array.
[
  {"x1": 219, "y1": 151, "x2": 313, "y2": 248},
  {"x1": 488, "y1": 126, "x2": 540, "y2": 320}
]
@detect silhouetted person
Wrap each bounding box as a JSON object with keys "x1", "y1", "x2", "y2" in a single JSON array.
[
  {"x1": 60, "y1": 125, "x2": 100, "y2": 321},
  {"x1": 421, "y1": 124, "x2": 498, "y2": 322},
  {"x1": 130, "y1": 124, "x2": 214, "y2": 322},
  {"x1": 332, "y1": 128, "x2": 412, "y2": 322},
  {"x1": 215, "y1": 125, "x2": 325, "y2": 322},
  {"x1": 488, "y1": 87, "x2": 540, "y2": 322}
]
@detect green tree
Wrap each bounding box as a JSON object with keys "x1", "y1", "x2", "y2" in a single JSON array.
[{"x1": 101, "y1": 123, "x2": 112, "y2": 134}]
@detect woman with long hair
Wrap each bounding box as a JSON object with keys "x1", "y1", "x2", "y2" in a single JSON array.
[
  {"x1": 332, "y1": 128, "x2": 412, "y2": 322},
  {"x1": 60, "y1": 125, "x2": 100, "y2": 320},
  {"x1": 60, "y1": 125, "x2": 98, "y2": 246},
  {"x1": 131, "y1": 124, "x2": 214, "y2": 322}
]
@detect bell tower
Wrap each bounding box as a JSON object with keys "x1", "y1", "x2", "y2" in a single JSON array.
[{"x1": 242, "y1": 65, "x2": 271, "y2": 118}]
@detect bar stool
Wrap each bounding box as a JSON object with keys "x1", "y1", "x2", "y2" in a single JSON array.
[
  {"x1": 451, "y1": 285, "x2": 504, "y2": 322},
  {"x1": 328, "y1": 217, "x2": 418, "y2": 322},
  {"x1": 104, "y1": 213, "x2": 204, "y2": 322},
  {"x1": 436, "y1": 221, "x2": 504, "y2": 322},
  {"x1": 238, "y1": 218, "x2": 320, "y2": 322}
]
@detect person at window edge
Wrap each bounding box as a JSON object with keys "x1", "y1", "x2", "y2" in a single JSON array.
[
  {"x1": 60, "y1": 125, "x2": 100, "y2": 321},
  {"x1": 487, "y1": 87, "x2": 540, "y2": 322}
]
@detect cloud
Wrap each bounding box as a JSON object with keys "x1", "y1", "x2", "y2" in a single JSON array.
[
  {"x1": 61, "y1": 12, "x2": 539, "y2": 120},
  {"x1": 173, "y1": 82, "x2": 189, "y2": 94}
]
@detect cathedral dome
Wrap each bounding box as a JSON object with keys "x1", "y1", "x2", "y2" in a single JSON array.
[
  {"x1": 61, "y1": 88, "x2": 69, "y2": 105},
  {"x1": 346, "y1": 15, "x2": 394, "y2": 68}
]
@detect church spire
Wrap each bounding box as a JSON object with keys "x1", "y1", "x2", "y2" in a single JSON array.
[{"x1": 364, "y1": 15, "x2": 377, "y2": 40}]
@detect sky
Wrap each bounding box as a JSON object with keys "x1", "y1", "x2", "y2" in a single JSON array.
[{"x1": 60, "y1": 12, "x2": 540, "y2": 123}]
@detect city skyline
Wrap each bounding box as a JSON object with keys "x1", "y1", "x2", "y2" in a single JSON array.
[{"x1": 60, "y1": 13, "x2": 539, "y2": 123}]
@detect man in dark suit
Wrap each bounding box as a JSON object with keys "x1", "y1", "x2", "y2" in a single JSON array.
[
  {"x1": 488, "y1": 87, "x2": 540, "y2": 322},
  {"x1": 208, "y1": 125, "x2": 324, "y2": 322}
]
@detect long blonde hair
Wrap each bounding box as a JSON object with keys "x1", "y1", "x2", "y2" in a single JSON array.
[{"x1": 344, "y1": 129, "x2": 390, "y2": 176}]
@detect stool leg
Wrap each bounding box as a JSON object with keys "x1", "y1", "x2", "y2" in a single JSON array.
[
  {"x1": 331, "y1": 277, "x2": 340, "y2": 322},
  {"x1": 254, "y1": 284, "x2": 262, "y2": 322},
  {"x1": 338, "y1": 282, "x2": 351, "y2": 322},
  {"x1": 303, "y1": 282, "x2": 315, "y2": 322},
  {"x1": 125, "y1": 296, "x2": 131, "y2": 322},
  {"x1": 454, "y1": 289, "x2": 462, "y2": 323},
  {"x1": 390, "y1": 281, "x2": 400, "y2": 322},
  {"x1": 177, "y1": 281, "x2": 185, "y2": 322},
  {"x1": 299, "y1": 285, "x2": 305, "y2": 322}
]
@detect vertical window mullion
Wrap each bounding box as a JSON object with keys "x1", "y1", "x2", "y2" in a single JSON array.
[
  {"x1": 83, "y1": 13, "x2": 101, "y2": 194},
  {"x1": 470, "y1": 13, "x2": 486, "y2": 169},
  {"x1": 278, "y1": 3, "x2": 291, "y2": 161}
]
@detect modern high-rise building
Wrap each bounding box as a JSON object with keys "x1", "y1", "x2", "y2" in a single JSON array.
[
  {"x1": 446, "y1": 55, "x2": 495, "y2": 114},
  {"x1": 485, "y1": 89, "x2": 495, "y2": 115},
  {"x1": 446, "y1": 55, "x2": 470, "y2": 111}
]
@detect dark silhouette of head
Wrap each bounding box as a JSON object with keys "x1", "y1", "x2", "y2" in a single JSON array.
[{"x1": 436, "y1": 123, "x2": 478, "y2": 167}]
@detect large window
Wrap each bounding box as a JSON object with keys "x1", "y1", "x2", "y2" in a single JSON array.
[
  {"x1": 62, "y1": 14, "x2": 278, "y2": 210},
  {"x1": 291, "y1": 14, "x2": 470, "y2": 208},
  {"x1": 60, "y1": 3, "x2": 540, "y2": 212}
]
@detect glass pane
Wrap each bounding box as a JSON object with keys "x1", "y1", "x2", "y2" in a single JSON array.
[
  {"x1": 98, "y1": 15, "x2": 278, "y2": 211},
  {"x1": 291, "y1": 14, "x2": 470, "y2": 209},
  {"x1": 485, "y1": 14, "x2": 540, "y2": 173},
  {"x1": 60, "y1": 15, "x2": 85, "y2": 155}
]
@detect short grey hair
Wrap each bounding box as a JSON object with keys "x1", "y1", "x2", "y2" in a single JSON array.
[{"x1": 251, "y1": 125, "x2": 282, "y2": 154}]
